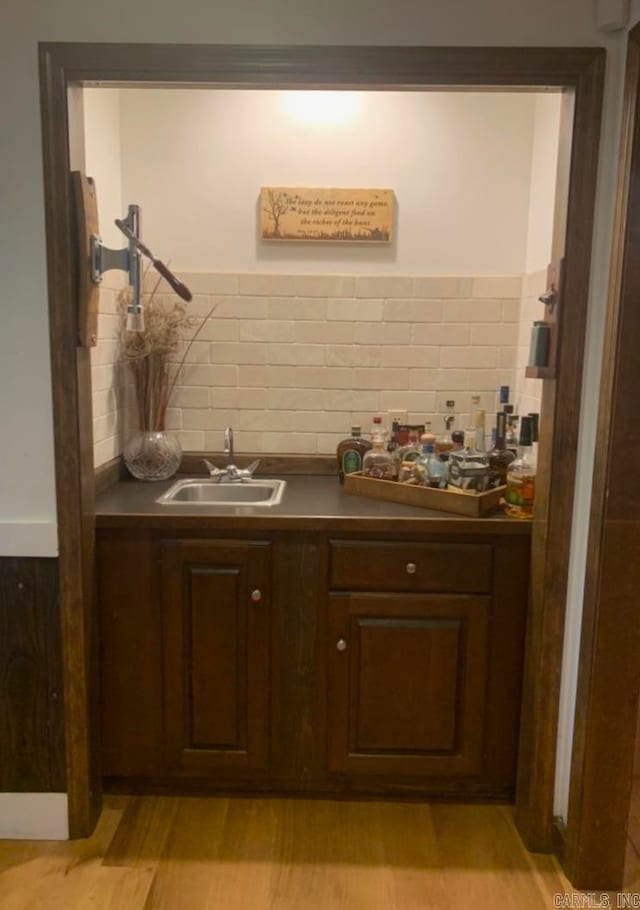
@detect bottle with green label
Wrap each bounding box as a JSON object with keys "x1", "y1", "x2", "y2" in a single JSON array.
[{"x1": 336, "y1": 426, "x2": 372, "y2": 484}]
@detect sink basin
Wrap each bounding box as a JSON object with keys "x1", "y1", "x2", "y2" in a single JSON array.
[{"x1": 157, "y1": 478, "x2": 286, "y2": 506}]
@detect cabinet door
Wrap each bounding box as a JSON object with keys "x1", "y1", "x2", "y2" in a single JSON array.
[
  {"x1": 327, "y1": 593, "x2": 489, "y2": 778},
  {"x1": 161, "y1": 540, "x2": 270, "y2": 775}
]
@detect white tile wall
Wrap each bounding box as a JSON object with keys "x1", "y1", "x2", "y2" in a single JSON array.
[
  {"x1": 90, "y1": 285, "x2": 131, "y2": 467},
  {"x1": 92, "y1": 272, "x2": 525, "y2": 464}
]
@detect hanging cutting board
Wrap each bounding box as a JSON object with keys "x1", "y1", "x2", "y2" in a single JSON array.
[{"x1": 71, "y1": 170, "x2": 100, "y2": 347}]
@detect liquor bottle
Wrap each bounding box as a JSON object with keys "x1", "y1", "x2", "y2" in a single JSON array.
[
  {"x1": 396, "y1": 426, "x2": 424, "y2": 482},
  {"x1": 448, "y1": 429, "x2": 491, "y2": 493},
  {"x1": 487, "y1": 412, "x2": 515, "y2": 488},
  {"x1": 396, "y1": 426, "x2": 423, "y2": 462},
  {"x1": 503, "y1": 405, "x2": 519, "y2": 455},
  {"x1": 499, "y1": 385, "x2": 510, "y2": 408},
  {"x1": 370, "y1": 415, "x2": 385, "y2": 441},
  {"x1": 336, "y1": 426, "x2": 372, "y2": 484},
  {"x1": 388, "y1": 420, "x2": 400, "y2": 453},
  {"x1": 435, "y1": 400, "x2": 456, "y2": 461},
  {"x1": 451, "y1": 429, "x2": 465, "y2": 451},
  {"x1": 417, "y1": 434, "x2": 447, "y2": 488},
  {"x1": 505, "y1": 416, "x2": 536, "y2": 518},
  {"x1": 362, "y1": 422, "x2": 396, "y2": 480},
  {"x1": 528, "y1": 412, "x2": 540, "y2": 468},
  {"x1": 474, "y1": 407, "x2": 487, "y2": 452},
  {"x1": 470, "y1": 395, "x2": 482, "y2": 436}
]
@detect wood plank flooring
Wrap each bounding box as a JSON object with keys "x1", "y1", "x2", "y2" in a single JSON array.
[{"x1": 0, "y1": 796, "x2": 606, "y2": 909}]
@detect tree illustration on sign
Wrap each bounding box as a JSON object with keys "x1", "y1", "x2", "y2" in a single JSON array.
[{"x1": 262, "y1": 189, "x2": 290, "y2": 238}]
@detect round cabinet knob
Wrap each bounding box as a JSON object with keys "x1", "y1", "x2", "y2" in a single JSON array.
[
  {"x1": 251, "y1": 589, "x2": 262, "y2": 602},
  {"x1": 405, "y1": 562, "x2": 417, "y2": 575},
  {"x1": 336, "y1": 639, "x2": 347, "y2": 652}
]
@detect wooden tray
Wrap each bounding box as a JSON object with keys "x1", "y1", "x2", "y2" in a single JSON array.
[{"x1": 343, "y1": 472, "x2": 505, "y2": 517}]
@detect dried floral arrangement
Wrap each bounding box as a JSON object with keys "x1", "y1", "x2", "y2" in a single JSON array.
[{"x1": 118, "y1": 275, "x2": 217, "y2": 432}]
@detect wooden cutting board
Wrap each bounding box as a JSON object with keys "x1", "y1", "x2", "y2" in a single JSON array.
[{"x1": 71, "y1": 170, "x2": 100, "y2": 347}]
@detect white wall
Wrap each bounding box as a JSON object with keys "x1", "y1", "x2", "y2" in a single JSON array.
[
  {"x1": 119, "y1": 89, "x2": 536, "y2": 275},
  {"x1": 0, "y1": 2, "x2": 621, "y2": 557},
  {"x1": 0, "y1": 0, "x2": 626, "y2": 831},
  {"x1": 83, "y1": 90, "x2": 123, "y2": 252},
  {"x1": 525, "y1": 94, "x2": 562, "y2": 274}
]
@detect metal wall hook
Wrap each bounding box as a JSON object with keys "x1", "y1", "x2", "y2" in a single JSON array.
[{"x1": 538, "y1": 288, "x2": 558, "y2": 312}]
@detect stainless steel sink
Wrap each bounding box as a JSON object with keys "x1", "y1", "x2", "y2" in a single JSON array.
[{"x1": 156, "y1": 478, "x2": 286, "y2": 506}]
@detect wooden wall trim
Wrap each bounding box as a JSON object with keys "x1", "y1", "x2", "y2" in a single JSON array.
[
  {"x1": 39, "y1": 49, "x2": 101, "y2": 837},
  {"x1": 38, "y1": 41, "x2": 605, "y2": 842},
  {"x1": 0, "y1": 558, "x2": 65, "y2": 792},
  {"x1": 514, "y1": 52, "x2": 605, "y2": 853},
  {"x1": 42, "y1": 42, "x2": 604, "y2": 87},
  {"x1": 561, "y1": 23, "x2": 640, "y2": 891}
]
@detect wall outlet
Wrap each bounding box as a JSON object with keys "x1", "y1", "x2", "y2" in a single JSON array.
[{"x1": 387, "y1": 409, "x2": 408, "y2": 429}]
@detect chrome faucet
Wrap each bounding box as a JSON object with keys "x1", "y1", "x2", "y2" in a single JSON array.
[
  {"x1": 224, "y1": 425, "x2": 234, "y2": 463},
  {"x1": 203, "y1": 426, "x2": 260, "y2": 483}
]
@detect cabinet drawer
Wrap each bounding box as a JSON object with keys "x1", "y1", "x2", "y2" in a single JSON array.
[{"x1": 329, "y1": 540, "x2": 492, "y2": 593}]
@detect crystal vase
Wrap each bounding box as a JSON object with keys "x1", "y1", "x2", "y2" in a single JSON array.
[{"x1": 123, "y1": 430, "x2": 182, "y2": 482}]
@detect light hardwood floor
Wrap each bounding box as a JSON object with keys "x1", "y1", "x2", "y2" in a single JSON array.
[{"x1": 0, "y1": 796, "x2": 612, "y2": 909}]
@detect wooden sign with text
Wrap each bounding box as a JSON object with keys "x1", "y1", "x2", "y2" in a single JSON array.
[{"x1": 260, "y1": 187, "x2": 394, "y2": 243}]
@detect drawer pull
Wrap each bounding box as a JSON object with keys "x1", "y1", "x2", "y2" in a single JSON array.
[
  {"x1": 251, "y1": 589, "x2": 263, "y2": 602},
  {"x1": 405, "y1": 562, "x2": 417, "y2": 575},
  {"x1": 336, "y1": 639, "x2": 347, "y2": 652}
]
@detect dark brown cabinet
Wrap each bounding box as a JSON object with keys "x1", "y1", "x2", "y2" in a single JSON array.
[
  {"x1": 160, "y1": 540, "x2": 271, "y2": 776},
  {"x1": 327, "y1": 592, "x2": 489, "y2": 778},
  {"x1": 97, "y1": 525, "x2": 529, "y2": 799}
]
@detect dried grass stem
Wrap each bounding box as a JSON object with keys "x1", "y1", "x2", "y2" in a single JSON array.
[{"x1": 118, "y1": 273, "x2": 217, "y2": 432}]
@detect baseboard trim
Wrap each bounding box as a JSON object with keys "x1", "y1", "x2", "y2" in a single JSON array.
[
  {"x1": 0, "y1": 523, "x2": 58, "y2": 558},
  {"x1": 0, "y1": 793, "x2": 69, "y2": 840}
]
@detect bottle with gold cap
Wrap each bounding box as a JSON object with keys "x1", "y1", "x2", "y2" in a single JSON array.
[{"x1": 336, "y1": 425, "x2": 372, "y2": 484}]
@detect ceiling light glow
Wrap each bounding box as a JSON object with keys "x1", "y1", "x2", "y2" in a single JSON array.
[{"x1": 283, "y1": 91, "x2": 361, "y2": 126}]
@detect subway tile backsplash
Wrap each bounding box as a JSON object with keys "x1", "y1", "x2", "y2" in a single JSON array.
[{"x1": 92, "y1": 272, "x2": 543, "y2": 466}]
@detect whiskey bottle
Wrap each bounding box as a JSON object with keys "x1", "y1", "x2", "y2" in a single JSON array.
[
  {"x1": 487, "y1": 412, "x2": 515, "y2": 488},
  {"x1": 505, "y1": 416, "x2": 536, "y2": 518},
  {"x1": 448, "y1": 429, "x2": 491, "y2": 493},
  {"x1": 336, "y1": 426, "x2": 372, "y2": 484}
]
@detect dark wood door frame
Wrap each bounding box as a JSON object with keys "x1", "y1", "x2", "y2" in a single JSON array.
[
  {"x1": 557, "y1": 22, "x2": 640, "y2": 891},
  {"x1": 38, "y1": 43, "x2": 604, "y2": 840}
]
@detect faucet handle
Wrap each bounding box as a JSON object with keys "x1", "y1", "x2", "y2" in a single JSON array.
[
  {"x1": 229, "y1": 460, "x2": 260, "y2": 483},
  {"x1": 203, "y1": 458, "x2": 226, "y2": 481}
]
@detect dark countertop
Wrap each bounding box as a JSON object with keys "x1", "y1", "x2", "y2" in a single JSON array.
[{"x1": 96, "y1": 474, "x2": 532, "y2": 536}]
